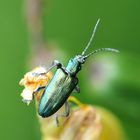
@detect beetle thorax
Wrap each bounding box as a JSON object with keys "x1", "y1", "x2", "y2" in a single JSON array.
[{"x1": 66, "y1": 55, "x2": 85, "y2": 76}]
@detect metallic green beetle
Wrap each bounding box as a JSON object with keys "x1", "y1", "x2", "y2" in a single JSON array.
[{"x1": 33, "y1": 19, "x2": 119, "y2": 125}]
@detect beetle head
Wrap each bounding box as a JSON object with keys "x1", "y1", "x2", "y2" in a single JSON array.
[{"x1": 74, "y1": 55, "x2": 86, "y2": 64}]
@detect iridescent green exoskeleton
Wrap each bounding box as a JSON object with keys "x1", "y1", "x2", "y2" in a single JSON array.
[{"x1": 33, "y1": 19, "x2": 119, "y2": 125}]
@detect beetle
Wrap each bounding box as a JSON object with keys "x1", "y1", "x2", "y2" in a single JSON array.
[{"x1": 33, "y1": 19, "x2": 119, "y2": 125}]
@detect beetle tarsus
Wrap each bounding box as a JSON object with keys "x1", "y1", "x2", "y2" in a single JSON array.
[
  {"x1": 55, "y1": 115, "x2": 60, "y2": 127},
  {"x1": 54, "y1": 102, "x2": 70, "y2": 126},
  {"x1": 63, "y1": 101, "x2": 70, "y2": 117}
]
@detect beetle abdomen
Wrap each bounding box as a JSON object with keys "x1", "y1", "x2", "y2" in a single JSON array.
[{"x1": 38, "y1": 69, "x2": 78, "y2": 117}]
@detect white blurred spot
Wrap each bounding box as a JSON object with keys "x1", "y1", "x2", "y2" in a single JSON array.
[{"x1": 89, "y1": 55, "x2": 119, "y2": 93}]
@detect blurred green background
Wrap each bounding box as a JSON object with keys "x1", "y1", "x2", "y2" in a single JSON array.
[{"x1": 0, "y1": 0, "x2": 140, "y2": 140}]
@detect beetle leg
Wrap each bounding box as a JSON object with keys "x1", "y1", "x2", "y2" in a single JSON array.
[
  {"x1": 33, "y1": 86, "x2": 45, "y2": 99},
  {"x1": 47, "y1": 60, "x2": 62, "y2": 71},
  {"x1": 58, "y1": 102, "x2": 70, "y2": 117},
  {"x1": 55, "y1": 115, "x2": 60, "y2": 127},
  {"x1": 73, "y1": 86, "x2": 80, "y2": 93},
  {"x1": 59, "y1": 66, "x2": 69, "y2": 75},
  {"x1": 63, "y1": 101, "x2": 70, "y2": 117},
  {"x1": 43, "y1": 60, "x2": 62, "y2": 74},
  {"x1": 57, "y1": 101, "x2": 70, "y2": 117},
  {"x1": 33, "y1": 86, "x2": 45, "y2": 93},
  {"x1": 54, "y1": 102, "x2": 70, "y2": 126},
  {"x1": 35, "y1": 60, "x2": 63, "y2": 76}
]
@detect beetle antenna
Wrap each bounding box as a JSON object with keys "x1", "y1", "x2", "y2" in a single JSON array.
[
  {"x1": 84, "y1": 48, "x2": 119, "y2": 59},
  {"x1": 81, "y1": 19, "x2": 100, "y2": 56}
]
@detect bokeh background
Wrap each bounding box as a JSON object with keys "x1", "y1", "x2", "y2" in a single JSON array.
[{"x1": 0, "y1": 0, "x2": 139, "y2": 140}]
